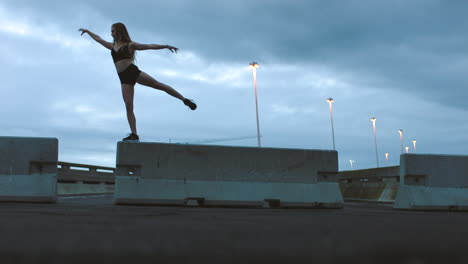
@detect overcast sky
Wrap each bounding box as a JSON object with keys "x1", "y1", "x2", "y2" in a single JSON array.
[{"x1": 1, "y1": 0, "x2": 468, "y2": 170}]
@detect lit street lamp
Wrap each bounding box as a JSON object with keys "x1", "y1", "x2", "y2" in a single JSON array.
[
  {"x1": 398, "y1": 129, "x2": 404, "y2": 154},
  {"x1": 413, "y1": 139, "x2": 417, "y2": 152},
  {"x1": 405, "y1": 146, "x2": 409, "y2": 153},
  {"x1": 326, "y1": 98, "x2": 336, "y2": 150},
  {"x1": 385, "y1": 152, "x2": 389, "y2": 164},
  {"x1": 249, "y1": 62, "x2": 261, "y2": 147},
  {"x1": 371, "y1": 117, "x2": 379, "y2": 168},
  {"x1": 349, "y1": 160, "x2": 355, "y2": 169}
]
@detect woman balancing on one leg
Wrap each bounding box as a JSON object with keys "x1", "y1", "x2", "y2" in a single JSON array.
[{"x1": 79, "y1": 22, "x2": 197, "y2": 142}]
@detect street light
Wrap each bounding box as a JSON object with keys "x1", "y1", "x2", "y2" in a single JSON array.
[
  {"x1": 398, "y1": 129, "x2": 404, "y2": 154},
  {"x1": 385, "y1": 152, "x2": 389, "y2": 164},
  {"x1": 326, "y1": 98, "x2": 336, "y2": 150},
  {"x1": 371, "y1": 117, "x2": 379, "y2": 168},
  {"x1": 413, "y1": 139, "x2": 417, "y2": 152},
  {"x1": 249, "y1": 62, "x2": 261, "y2": 147},
  {"x1": 349, "y1": 160, "x2": 355, "y2": 169},
  {"x1": 405, "y1": 146, "x2": 409, "y2": 153}
]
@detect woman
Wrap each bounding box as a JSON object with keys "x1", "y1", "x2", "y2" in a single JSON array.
[{"x1": 79, "y1": 22, "x2": 197, "y2": 142}]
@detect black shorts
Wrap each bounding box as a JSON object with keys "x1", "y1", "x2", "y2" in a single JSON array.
[{"x1": 118, "y1": 64, "x2": 142, "y2": 85}]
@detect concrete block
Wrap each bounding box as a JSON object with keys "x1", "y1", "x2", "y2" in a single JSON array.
[
  {"x1": 58, "y1": 183, "x2": 114, "y2": 196},
  {"x1": 394, "y1": 185, "x2": 468, "y2": 210},
  {"x1": 114, "y1": 142, "x2": 342, "y2": 208},
  {"x1": 394, "y1": 154, "x2": 468, "y2": 210},
  {"x1": 0, "y1": 137, "x2": 58, "y2": 203}
]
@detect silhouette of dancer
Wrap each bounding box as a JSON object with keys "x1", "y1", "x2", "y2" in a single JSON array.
[{"x1": 79, "y1": 22, "x2": 196, "y2": 142}]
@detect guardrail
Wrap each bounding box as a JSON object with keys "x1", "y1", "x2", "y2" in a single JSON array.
[{"x1": 58, "y1": 162, "x2": 115, "y2": 184}]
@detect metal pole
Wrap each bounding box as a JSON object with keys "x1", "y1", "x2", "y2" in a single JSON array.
[
  {"x1": 252, "y1": 67, "x2": 261, "y2": 147},
  {"x1": 371, "y1": 118, "x2": 379, "y2": 168},
  {"x1": 327, "y1": 98, "x2": 335, "y2": 150},
  {"x1": 398, "y1": 129, "x2": 403, "y2": 154}
]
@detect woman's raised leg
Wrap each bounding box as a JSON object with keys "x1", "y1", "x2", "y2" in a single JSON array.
[
  {"x1": 121, "y1": 84, "x2": 137, "y2": 135},
  {"x1": 136, "y1": 72, "x2": 185, "y2": 101}
]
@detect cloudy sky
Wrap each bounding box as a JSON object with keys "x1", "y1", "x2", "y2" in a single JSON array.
[{"x1": 2, "y1": 0, "x2": 468, "y2": 170}]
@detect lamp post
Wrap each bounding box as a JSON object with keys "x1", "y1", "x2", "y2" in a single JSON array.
[
  {"x1": 398, "y1": 129, "x2": 404, "y2": 154},
  {"x1": 349, "y1": 160, "x2": 355, "y2": 169},
  {"x1": 405, "y1": 146, "x2": 409, "y2": 153},
  {"x1": 326, "y1": 98, "x2": 336, "y2": 150},
  {"x1": 371, "y1": 117, "x2": 379, "y2": 168},
  {"x1": 249, "y1": 62, "x2": 261, "y2": 147},
  {"x1": 413, "y1": 139, "x2": 417, "y2": 152},
  {"x1": 385, "y1": 152, "x2": 389, "y2": 164}
]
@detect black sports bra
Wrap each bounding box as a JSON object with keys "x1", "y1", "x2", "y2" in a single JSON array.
[{"x1": 111, "y1": 44, "x2": 132, "y2": 62}]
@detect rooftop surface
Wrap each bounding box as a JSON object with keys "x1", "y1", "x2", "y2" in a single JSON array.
[{"x1": 1, "y1": 195, "x2": 468, "y2": 263}]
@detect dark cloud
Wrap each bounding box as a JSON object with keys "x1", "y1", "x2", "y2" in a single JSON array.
[
  {"x1": 3, "y1": 0, "x2": 468, "y2": 169},
  {"x1": 69, "y1": 0, "x2": 467, "y2": 110}
]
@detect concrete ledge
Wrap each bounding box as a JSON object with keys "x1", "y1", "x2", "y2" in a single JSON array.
[
  {"x1": 114, "y1": 142, "x2": 342, "y2": 208},
  {"x1": 115, "y1": 177, "x2": 343, "y2": 208},
  {"x1": 339, "y1": 166, "x2": 399, "y2": 203},
  {"x1": 0, "y1": 137, "x2": 58, "y2": 203},
  {"x1": 399, "y1": 154, "x2": 468, "y2": 188},
  {"x1": 339, "y1": 166, "x2": 400, "y2": 182},
  {"x1": 343, "y1": 198, "x2": 394, "y2": 205},
  {"x1": 394, "y1": 185, "x2": 468, "y2": 210},
  {"x1": 394, "y1": 154, "x2": 468, "y2": 210},
  {"x1": 0, "y1": 174, "x2": 57, "y2": 203},
  {"x1": 58, "y1": 183, "x2": 114, "y2": 195}
]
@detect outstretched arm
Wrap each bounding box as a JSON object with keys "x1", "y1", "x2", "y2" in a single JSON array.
[
  {"x1": 129, "y1": 42, "x2": 178, "y2": 53},
  {"x1": 79, "y1": 28, "x2": 113, "y2": 50}
]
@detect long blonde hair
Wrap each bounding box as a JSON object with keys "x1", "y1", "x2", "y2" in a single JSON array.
[{"x1": 112, "y1": 22, "x2": 136, "y2": 61}]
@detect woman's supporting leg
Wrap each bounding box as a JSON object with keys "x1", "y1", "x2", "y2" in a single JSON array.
[
  {"x1": 136, "y1": 72, "x2": 185, "y2": 101},
  {"x1": 121, "y1": 84, "x2": 137, "y2": 135}
]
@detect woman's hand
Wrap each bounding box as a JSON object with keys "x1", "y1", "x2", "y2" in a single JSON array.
[
  {"x1": 78, "y1": 28, "x2": 89, "y2": 36},
  {"x1": 166, "y1": 45, "x2": 179, "y2": 53},
  {"x1": 78, "y1": 29, "x2": 112, "y2": 49}
]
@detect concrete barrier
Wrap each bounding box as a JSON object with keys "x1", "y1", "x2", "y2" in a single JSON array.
[
  {"x1": 58, "y1": 162, "x2": 115, "y2": 184},
  {"x1": 58, "y1": 183, "x2": 114, "y2": 195},
  {"x1": 0, "y1": 137, "x2": 58, "y2": 203},
  {"x1": 57, "y1": 161, "x2": 114, "y2": 195},
  {"x1": 339, "y1": 166, "x2": 399, "y2": 203},
  {"x1": 394, "y1": 154, "x2": 468, "y2": 210},
  {"x1": 114, "y1": 142, "x2": 343, "y2": 208}
]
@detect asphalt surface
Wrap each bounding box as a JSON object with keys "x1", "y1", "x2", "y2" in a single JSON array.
[{"x1": 1, "y1": 195, "x2": 468, "y2": 264}]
